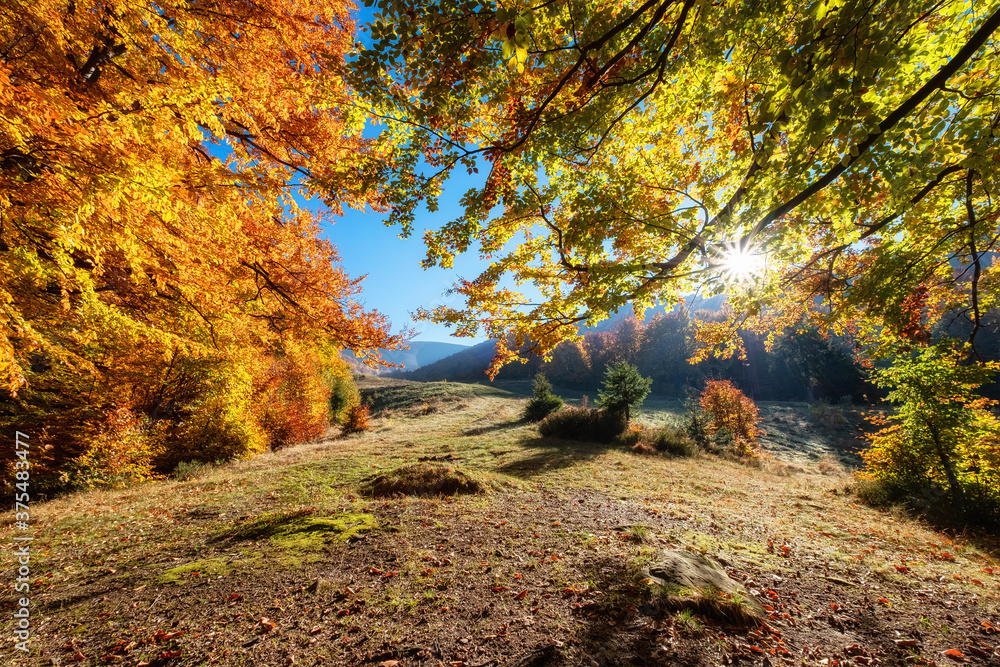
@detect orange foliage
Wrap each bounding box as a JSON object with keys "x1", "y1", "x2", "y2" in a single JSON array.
[
  {"x1": 342, "y1": 404, "x2": 371, "y2": 435},
  {"x1": 699, "y1": 380, "x2": 763, "y2": 457},
  {"x1": 0, "y1": 0, "x2": 399, "y2": 487}
]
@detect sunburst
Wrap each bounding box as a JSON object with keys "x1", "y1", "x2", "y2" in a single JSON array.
[{"x1": 712, "y1": 241, "x2": 766, "y2": 283}]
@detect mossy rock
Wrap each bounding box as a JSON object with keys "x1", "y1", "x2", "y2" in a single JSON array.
[
  {"x1": 641, "y1": 549, "x2": 763, "y2": 626},
  {"x1": 362, "y1": 462, "x2": 488, "y2": 498}
]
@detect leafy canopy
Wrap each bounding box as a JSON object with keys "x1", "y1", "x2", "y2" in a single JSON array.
[
  {"x1": 1, "y1": 0, "x2": 400, "y2": 396},
  {"x1": 352, "y1": 0, "x2": 1000, "y2": 371},
  {"x1": 0, "y1": 0, "x2": 402, "y2": 484}
]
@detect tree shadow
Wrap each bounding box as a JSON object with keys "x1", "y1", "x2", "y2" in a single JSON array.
[
  {"x1": 494, "y1": 436, "x2": 620, "y2": 479},
  {"x1": 461, "y1": 418, "x2": 528, "y2": 436}
]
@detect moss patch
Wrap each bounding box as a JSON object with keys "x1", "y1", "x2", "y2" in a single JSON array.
[
  {"x1": 158, "y1": 557, "x2": 239, "y2": 585},
  {"x1": 271, "y1": 515, "x2": 377, "y2": 551},
  {"x1": 222, "y1": 510, "x2": 377, "y2": 559}
]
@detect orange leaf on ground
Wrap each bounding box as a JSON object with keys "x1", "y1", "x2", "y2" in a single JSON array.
[{"x1": 515, "y1": 590, "x2": 528, "y2": 600}]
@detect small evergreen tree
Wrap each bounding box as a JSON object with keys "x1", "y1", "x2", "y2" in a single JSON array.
[
  {"x1": 598, "y1": 361, "x2": 652, "y2": 422},
  {"x1": 523, "y1": 373, "x2": 563, "y2": 421}
]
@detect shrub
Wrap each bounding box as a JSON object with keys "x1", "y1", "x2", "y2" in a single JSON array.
[
  {"x1": 523, "y1": 373, "x2": 563, "y2": 421},
  {"x1": 342, "y1": 403, "x2": 371, "y2": 435},
  {"x1": 620, "y1": 424, "x2": 697, "y2": 457},
  {"x1": 598, "y1": 361, "x2": 653, "y2": 422},
  {"x1": 685, "y1": 396, "x2": 712, "y2": 450},
  {"x1": 65, "y1": 407, "x2": 163, "y2": 489},
  {"x1": 328, "y1": 373, "x2": 360, "y2": 423},
  {"x1": 259, "y1": 340, "x2": 351, "y2": 448},
  {"x1": 538, "y1": 407, "x2": 626, "y2": 443},
  {"x1": 699, "y1": 380, "x2": 763, "y2": 457}
]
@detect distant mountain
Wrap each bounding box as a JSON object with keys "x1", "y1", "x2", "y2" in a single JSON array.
[
  {"x1": 390, "y1": 295, "x2": 876, "y2": 403},
  {"x1": 390, "y1": 339, "x2": 501, "y2": 383},
  {"x1": 393, "y1": 298, "x2": 731, "y2": 383},
  {"x1": 345, "y1": 341, "x2": 472, "y2": 374}
]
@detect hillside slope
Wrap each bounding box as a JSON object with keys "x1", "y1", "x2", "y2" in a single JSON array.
[{"x1": 3, "y1": 379, "x2": 998, "y2": 666}]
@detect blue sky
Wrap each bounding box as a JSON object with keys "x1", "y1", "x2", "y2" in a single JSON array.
[
  {"x1": 310, "y1": 5, "x2": 493, "y2": 346},
  {"x1": 322, "y1": 190, "x2": 491, "y2": 346}
]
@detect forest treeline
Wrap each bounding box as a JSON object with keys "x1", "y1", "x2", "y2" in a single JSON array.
[{"x1": 397, "y1": 309, "x2": 873, "y2": 403}]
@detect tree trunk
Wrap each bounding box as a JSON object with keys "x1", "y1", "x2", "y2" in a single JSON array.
[{"x1": 928, "y1": 421, "x2": 964, "y2": 510}]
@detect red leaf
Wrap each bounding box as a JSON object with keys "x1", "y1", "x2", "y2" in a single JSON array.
[{"x1": 514, "y1": 590, "x2": 528, "y2": 600}]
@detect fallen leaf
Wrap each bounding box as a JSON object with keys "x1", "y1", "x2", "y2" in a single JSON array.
[
  {"x1": 844, "y1": 644, "x2": 866, "y2": 656},
  {"x1": 515, "y1": 590, "x2": 528, "y2": 600},
  {"x1": 379, "y1": 661, "x2": 401, "y2": 667},
  {"x1": 895, "y1": 639, "x2": 920, "y2": 648},
  {"x1": 943, "y1": 648, "x2": 965, "y2": 661}
]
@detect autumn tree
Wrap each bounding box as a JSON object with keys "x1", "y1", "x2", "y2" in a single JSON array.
[
  {"x1": 0, "y1": 0, "x2": 401, "y2": 488},
  {"x1": 859, "y1": 340, "x2": 1000, "y2": 519},
  {"x1": 543, "y1": 339, "x2": 592, "y2": 388},
  {"x1": 699, "y1": 380, "x2": 763, "y2": 457},
  {"x1": 352, "y1": 0, "x2": 1000, "y2": 375}
]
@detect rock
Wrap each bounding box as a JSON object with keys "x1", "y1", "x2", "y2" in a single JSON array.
[
  {"x1": 642, "y1": 550, "x2": 740, "y2": 593},
  {"x1": 641, "y1": 550, "x2": 764, "y2": 626}
]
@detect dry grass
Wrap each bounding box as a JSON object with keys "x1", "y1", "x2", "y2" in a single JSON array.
[
  {"x1": 361, "y1": 462, "x2": 491, "y2": 497},
  {"x1": 1, "y1": 379, "x2": 998, "y2": 666}
]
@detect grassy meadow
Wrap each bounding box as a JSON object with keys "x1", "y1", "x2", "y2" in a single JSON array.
[{"x1": 2, "y1": 377, "x2": 998, "y2": 666}]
